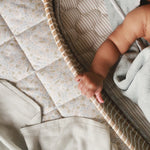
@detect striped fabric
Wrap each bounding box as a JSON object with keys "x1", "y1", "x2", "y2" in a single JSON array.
[{"x1": 42, "y1": 0, "x2": 150, "y2": 149}]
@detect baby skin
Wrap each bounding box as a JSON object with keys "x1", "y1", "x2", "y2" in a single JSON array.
[{"x1": 75, "y1": 4, "x2": 150, "y2": 103}]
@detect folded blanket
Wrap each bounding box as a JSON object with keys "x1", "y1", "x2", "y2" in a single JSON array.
[
  {"x1": 21, "y1": 117, "x2": 118, "y2": 150},
  {"x1": 0, "y1": 80, "x2": 41, "y2": 150},
  {"x1": 114, "y1": 46, "x2": 150, "y2": 122},
  {"x1": 0, "y1": 80, "x2": 118, "y2": 150}
]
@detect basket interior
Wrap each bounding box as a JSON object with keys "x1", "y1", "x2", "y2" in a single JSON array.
[{"x1": 54, "y1": 0, "x2": 150, "y2": 144}]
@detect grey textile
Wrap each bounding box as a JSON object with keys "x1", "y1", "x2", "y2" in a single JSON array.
[
  {"x1": 104, "y1": 0, "x2": 150, "y2": 122},
  {"x1": 103, "y1": 0, "x2": 150, "y2": 139},
  {"x1": 114, "y1": 46, "x2": 150, "y2": 122}
]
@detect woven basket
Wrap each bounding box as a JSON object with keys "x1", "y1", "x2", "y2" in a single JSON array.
[{"x1": 42, "y1": 0, "x2": 150, "y2": 149}]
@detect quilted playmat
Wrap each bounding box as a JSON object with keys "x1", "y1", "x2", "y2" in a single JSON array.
[{"x1": 0, "y1": 0, "x2": 150, "y2": 149}]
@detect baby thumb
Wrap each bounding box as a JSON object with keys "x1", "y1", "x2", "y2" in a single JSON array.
[{"x1": 95, "y1": 88, "x2": 104, "y2": 103}]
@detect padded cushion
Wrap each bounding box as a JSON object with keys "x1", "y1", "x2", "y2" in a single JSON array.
[
  {"x1": 58, "y1": 0, "x2": 112, "y2": 69},
  {"x1": 0, "y1": 0, "x2": 103, "y2": 123}
]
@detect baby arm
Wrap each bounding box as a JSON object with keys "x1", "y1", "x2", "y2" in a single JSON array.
[{"x1": 75, "y1": 6, "x2": 146, "y2": 102}]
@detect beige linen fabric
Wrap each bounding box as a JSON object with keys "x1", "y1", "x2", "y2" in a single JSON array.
[
  {"x1": 0, "y1": 80, "x2": 41, "y2": 150},
  {"x1": 21, "y1": 117, "x2": 117, "y2": 150},
  {"x1": 0, "y1": 80, "x2": 117, "y2": 150}
]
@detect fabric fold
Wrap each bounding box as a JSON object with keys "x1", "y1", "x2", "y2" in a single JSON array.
[
  {"x1": 113, "y1": 46, "x2": 150, "y2": 122},
  {"x1": 0, "y1": 80, "x2": 42, "y2": 150},
  {"x1": 21, "y1": 117, "x2": 117, "y2": 150}
]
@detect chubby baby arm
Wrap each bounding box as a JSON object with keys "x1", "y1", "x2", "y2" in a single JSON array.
[
  {"x1": 76, "y1": 5, "x2": 146, "y2": 102},
  {"x1": 75, "y1": 39, "x2": 121, "y2": 103}
]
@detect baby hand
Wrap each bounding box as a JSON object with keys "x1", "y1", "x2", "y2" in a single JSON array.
[{"x1": 75, "y1": 72, "x2": 104, "y2": 103}]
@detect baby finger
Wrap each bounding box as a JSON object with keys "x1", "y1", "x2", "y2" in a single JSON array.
[{"x1": 78, "y1": 80, "x2": 84, "y2": 91}]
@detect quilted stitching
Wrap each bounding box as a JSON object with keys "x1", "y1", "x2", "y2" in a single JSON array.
[
  {"x1": 59, "y1": 0, "x2": 112, "y2": 70},
  {"x1": 16, "y1": 20, "x2": 62, "y2": 70},
  {"x1": 0, "y1": 0, "x2": 45, "y2": 35},
  {"x1": 0, "y1": 0, "x2": 103, "y2": 122}
]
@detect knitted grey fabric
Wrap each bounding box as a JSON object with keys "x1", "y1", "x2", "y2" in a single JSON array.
[{"x1": 114, "y1": 46, "x2": 150, "y2": 122}]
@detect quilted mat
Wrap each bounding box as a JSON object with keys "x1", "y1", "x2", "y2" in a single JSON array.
[
  {"x1": 0, "y1": 0, "x2": 106, "y2": 121},
  {"x1": 0, "y1": 0, "x2": 149, "y2": 149},
  {"x1": 0, "y1": 0, "x2": 133, "y2": 149},
  {"x1": 0, "y1": 0, "x2": 128, "y2": 149}
]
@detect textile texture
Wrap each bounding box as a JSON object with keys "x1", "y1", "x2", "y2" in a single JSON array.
[
  {"x1": 0, "y1": 0, "x2": 123, "y2": 149},
  {"x1": 50, "y1": 0, "x2": 150, "y2": 149},
  {"x1": 0, "y1": 0, "x2": 150, "y2": 149},
  {"x1": 114, "y1": 46, "x2": 150, "y2": 122}
]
